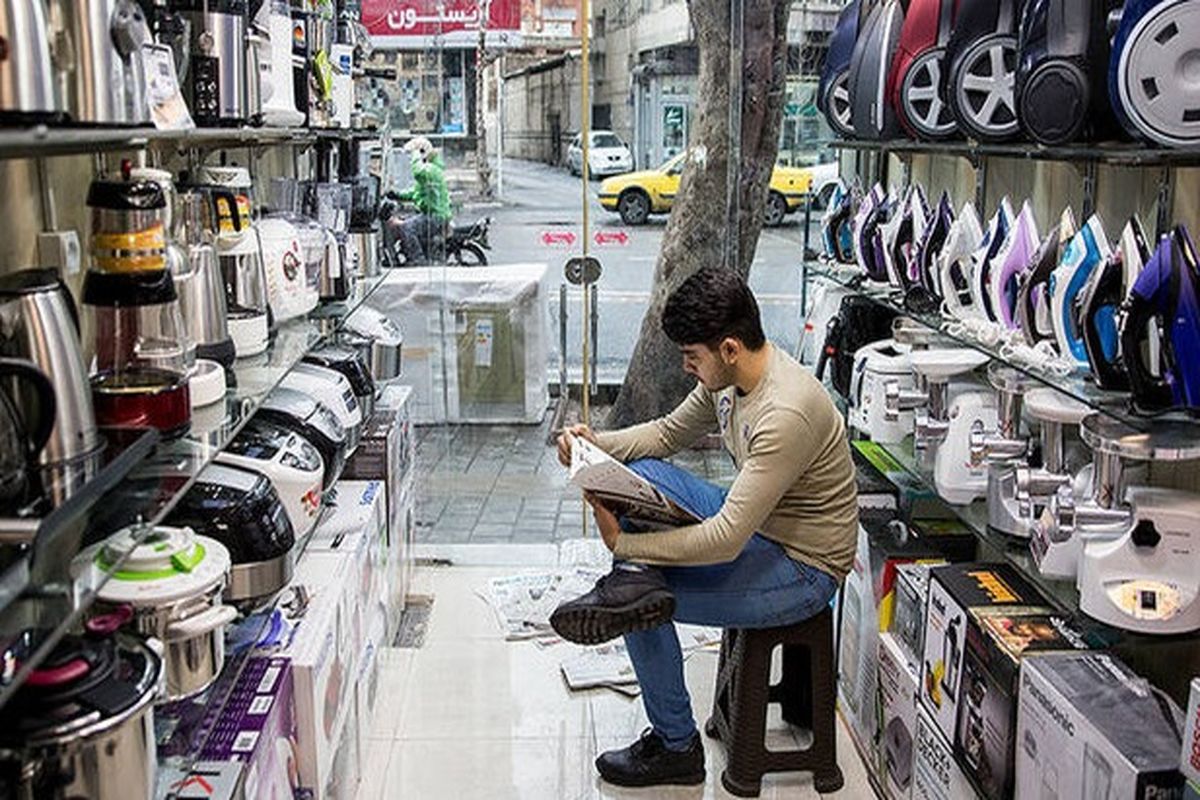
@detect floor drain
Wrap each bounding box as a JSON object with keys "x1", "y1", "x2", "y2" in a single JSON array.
[{"x1": 393, "y1": 595, "x2": 434, "y2": 648}]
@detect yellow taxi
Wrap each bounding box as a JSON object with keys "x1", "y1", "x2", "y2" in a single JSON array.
[{"x1": 597, "y1": 152, "x2": 814, "y2": 226}]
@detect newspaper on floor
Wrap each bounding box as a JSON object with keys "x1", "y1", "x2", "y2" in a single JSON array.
[
  {"x1": 559, "y1": 624, "x2": 723, "y2": 695},
  {"x1": 478, "y1": 568, "x2": 606, "y2": 640}
]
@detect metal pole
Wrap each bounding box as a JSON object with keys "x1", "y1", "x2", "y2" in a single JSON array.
[
  {"x1": 590, "y1": 285, "x2": 599, "y2": 396},
  {"x1": 559, "y1": 283, "x2": 569, "y2": 401},
  {"x1": 800, "y1": 191, "x2": 812, "y2": 316},
  {"x1": 580, "y1": 0, "x2": 593, "y2": 429},
  {"x1": 497, "y1": 56, "x2": 505, "y2": 198}
]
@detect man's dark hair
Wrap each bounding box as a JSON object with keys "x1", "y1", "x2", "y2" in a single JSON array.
[{"x1": 661, "y1": 266, "x2": 767, "y2": 350}]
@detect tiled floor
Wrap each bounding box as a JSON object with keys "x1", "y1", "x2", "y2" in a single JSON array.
[{"x1": 356, "y1": 556, "x2": 873, "y2": 800}]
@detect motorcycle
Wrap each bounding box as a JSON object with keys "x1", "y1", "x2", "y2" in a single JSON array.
[{"x1": 380, "y1": 194, "x2": 492, "y2": 267}]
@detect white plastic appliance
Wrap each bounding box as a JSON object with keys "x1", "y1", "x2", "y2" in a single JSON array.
[
  {"x1": 938, "y1": 202, "x2": 984, "y2": 314},
  {"x1": 257, "y1": 0, "x2": 305, "y2": 126},
  {"x1": 849, "y1": 339, "x2": 915, "y2": 444},
  {"x1": 216, "y1": 420, "x2": 325, "y2": 539},
  {"x1": 258, "y1": 215, "x2": 315, "y2": 322},
  {"x1": 279, "y1": 362, "x2": 363, "y2": 450},
  {"x1": 967, "y1": 197, "x2": 1016, "y2": 322}
]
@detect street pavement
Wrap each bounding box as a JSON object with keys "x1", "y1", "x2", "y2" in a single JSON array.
[{"x1": 465, "y1": 158, "x2": 817, "y2": 383}]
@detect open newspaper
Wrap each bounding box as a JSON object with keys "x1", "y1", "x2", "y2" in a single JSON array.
[{"x1": 568, "y1": 437, "x2": 700, "y2": 529}]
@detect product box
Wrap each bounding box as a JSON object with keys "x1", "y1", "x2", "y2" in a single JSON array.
[
  {"x1": 324, "y1": 700, "x2": 361, "y2": 800},
  {"x1": 913, "y1": 705, "x2": 974, "y2": 800},
  {"x1": 200, "y1": 657, "x2": 298, "y2": 800},
  {"x1": 393, "y1": 475, "x2": 417, "y2": 631},
  {"x1": 892, "y1": 562, "x2": 938, "y2": 665},
  {"x1": 1015, "y1": 652, "x2": 1186, "y2": 800},
  {"x1": 838, "y1": 523, "x2": 880, "y2": 753},
  {"x1": 851, "y1": 441, "x2": 954, "y2": 521},
  {"x1": 864, "y1": 517, "x2": 975, "y2": 636},
  {"x1": 955, "y1": 611, "x2": 1102, "y2": 800},
  {"x1": 853, "y1": 441, "x2": 900, "y2": 514},
  {"x1": 878, "y1": 632, "x2": 921, "y2": 799},
  {"x1": 308, "y1": 480, "x2": 388, "y2": 657},
  {"x1": 268, "y1": 551, "x2": 360, "y2": 799},
  {"x1": 1183, "y1": 678, "x2": 1200, "y2": 786},
  {"x1": 919, "y1": 562, "x2": 1048, "y2": 744},
  {"x1": 159, "y1": 761, "x2": 244, "y2": 799}
]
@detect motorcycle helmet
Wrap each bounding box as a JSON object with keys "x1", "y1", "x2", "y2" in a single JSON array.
[
  {"x1": 848, "y1": 0, "x2": 906, "y2": 140},
  {"x1": 890, "y1": 0, "x2": 961, "y2": 139},
  {"x1": 944, "y1": 0, "x2": 1024, "y2": 142},
  {"x1": 939, "y1": 202, "x2": 985, "y2": 318},
  {"x1": 988, "y1": 200, "x2": 1040, "y2": 329},
  {"x1": 968, "y1": 197, "x2": 1016, "y2": 322},
  {"x1": 1017, "y1": 207, "x2": 1077, "y2": 345},
  {"x1": 821, "y1": 0, "x2": 875, "y2": 138},
  {"x1": 1050, "y1": 213, "x2": 1111, "y2": 366},
  {"x1": 1110, "y1": 0, "x2": 1200, "y2": 147},
  {"x1": 1122, "y1": 226, "x2": 1200, "y2": 411},
  {"x1": 1016, "y1": 0, "x2": 1118, "y2": 145}
]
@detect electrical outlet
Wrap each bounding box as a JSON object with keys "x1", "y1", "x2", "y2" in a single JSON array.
[{"x1": 38, "y1": 230, "x2": 82, "y2": 276}]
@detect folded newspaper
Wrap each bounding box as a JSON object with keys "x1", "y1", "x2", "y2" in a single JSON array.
[
  {"x1": 568, "y1": 437, "x2": 699, "y2": 528},
  {"x1": 559, "y1": 625, "x2": 723, "y2": 693}
]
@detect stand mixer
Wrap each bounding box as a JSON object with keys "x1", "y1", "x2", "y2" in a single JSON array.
[
  {"x1": 969, "y1": 365, "x2": 1037, "y2": 537},
  {"x1": 1072, "y1": 417, "x2": 1200, "y2": 634}
]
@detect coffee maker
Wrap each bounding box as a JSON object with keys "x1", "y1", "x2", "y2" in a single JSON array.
[{"x1": 171, "y1": 0, "x2": 249, "y2": 127}]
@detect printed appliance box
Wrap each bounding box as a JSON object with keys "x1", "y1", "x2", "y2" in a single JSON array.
[
  {"x1": 838, "y1": 523, "x2": 879, "y2": 753},
  {"x1": 878, "y1": 632, "x2": 920, "y2": 799},
  {"x1": 954, "y1": 611, "x2": 1102, "y2": 800},
  {"x1": 1184, "y1": 678, "x2": 1200, "y2": 786},
  {"x1": 913, "y1": 705, "x2": 973, "y2": 800},
  {"x1": 892, "y1": 562, "x2": 940, "y2": 665},
  {"x1": 268, "y1": 551, "x2": 359, "y2": 799},
  {"x1": 160, "y1": 761, "x2": 244, "y2": 800},
  {"x1": 919, "y1": 563, "x2": 1048, "y2": 744},
  {"x1": 200, "y1": 656, "x2": 297, "y2": 800},
  {"x1": 1015, "y1": 652, "x2": 1185, "y2": 800}
]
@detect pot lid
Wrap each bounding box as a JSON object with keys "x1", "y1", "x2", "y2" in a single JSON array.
[
  {"x1": 78, "y1": 525, "x2": 230, "y2": 605},
  {"x1": 82, "y1": 268, "x2": 178, "y2": 307},
  {"x1": 2, "y1": 633, "x2": 159, "y2": 745},
  {"x1": 0, "y1": 268, "x2": 62, "y2": 297},
  {"x1": 87, "y1": 179, "x2": 166, "y2": 211},
  {"x1": 198, "y1": 165, "x2": 253, "y2": 189}
]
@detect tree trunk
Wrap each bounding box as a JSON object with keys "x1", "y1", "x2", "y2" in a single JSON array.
[
  {"x1": 605, "y1": 0, "x2": 791, "y2": 429},
  {"x1": 474, "y1": 3, "x2": 494, "y2": 200}
]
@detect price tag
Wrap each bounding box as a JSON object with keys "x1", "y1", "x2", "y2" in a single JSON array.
[{"x1": 142, "y1": 44, "x2": 193, "y2": 131}]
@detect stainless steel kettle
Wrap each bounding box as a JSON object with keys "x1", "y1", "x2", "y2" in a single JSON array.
[
  {"x1": 0, "y1": 0, "x2": 62, "y2": 123},
  {"x1": 174, "y1": 191, "x2": 235, "y2": 367},
  {"x1": 0, "y1": 358, "x2": 56, "y2": 515},
  {"x1": 0, "y1": 269, "x2": 102, "y2": 505}
]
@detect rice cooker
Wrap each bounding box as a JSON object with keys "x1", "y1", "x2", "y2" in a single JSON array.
[
  {"x1": 74, "y1": 526, "x2": 235, "y2": 701},
  {"x1": 304, "y1": 345, "x2": 376, "y2": 420},
  {"x1": 258, "y1": 215, "x2": 316, "y2": 323},
  {"x1": 216, "y1": 418, "x2": 325, "y2": 538},
  {"x1": 256, "y1": 387, "x2": 348, "y2": 490},
  {"x1": 166, "y1": 463, "x2": 296, "y2": 607},
  {"x1": 279, "y1": 362, "x2": 363, "y2": 450},
  {"x1": 340, "y1": 306, "x2": 403, "y2": 384},
  {"x1": 0, "y1": 631, "x2": 160, "y2": 800}
]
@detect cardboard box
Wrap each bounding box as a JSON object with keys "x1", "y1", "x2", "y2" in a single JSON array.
[
  {"x1": 838, "y1": 523, "x2": 880, "y2": 753},
  {"x1": 324, "y1": 700, "x2": 360, "y2": 800},
  {"x1": 913, "y1": 705, "x2": 974, "y2": 800},
  {"x1": 879, "y1": 632, "x2": 920, "y2": 799},
  {"x1": 955, "y1": 611, "x2": 1102, "y2": 800},
  {"x1": 919, "y1": 563, "x2": 1048, "y2": 743},
  {"x1": 393, "y1": 475, "x2": 417, "y2": 630},
  {"x1": 1184, "y1": 678, "x2": 1200, "y2": 786},
  {"x1": 267, "y1": 551, "x2": 359, "y2": 799},
  {"x1": 200, "y1": 657, "x2": 298, "y2": 800},
  {"x1": 1015, "y1": 652, "x2": 1185, "y2": 800},
  {"x1": 892, "y1": 562, "x2": 938, "y2": 665},
  {"x1": 160, "y1": 761, "x2": 244, "y2": 800},
  {"x1": 308, "y1": 480, "x2": 388, "y2": 659}
]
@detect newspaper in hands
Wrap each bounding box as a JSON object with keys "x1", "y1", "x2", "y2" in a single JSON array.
[{"x1": 567, "y1": 436, "x2": 699, "y2": 529}]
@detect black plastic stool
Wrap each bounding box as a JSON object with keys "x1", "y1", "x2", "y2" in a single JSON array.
[{"x1": 704, "y1": 608, "x2": 843, "y2": 797}]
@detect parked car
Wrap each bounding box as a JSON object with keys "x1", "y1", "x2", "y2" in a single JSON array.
[
  {"x1": 566, "y1": 131, "x2": 634, "y2": 178},
  {"x1": 598, "y1": 152, "x2": 815, "y2": 226},
  {"x1": 807, "y1": 162, "x2": 841, "y2": 210}
]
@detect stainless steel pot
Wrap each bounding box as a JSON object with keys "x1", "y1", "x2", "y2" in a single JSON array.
[{"x1": 0, "y1": 0, "x2": 61, "y2": 123}]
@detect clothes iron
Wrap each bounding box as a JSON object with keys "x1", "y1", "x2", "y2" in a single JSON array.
[
  {"x1": 916, "y1": 192, "x2": 955, "y2": 298},
  {"x1": 1050, "y1": 214, "x2": 1111, "y2": 367},
  {"x1": 848, "y1": 0, "x2": 905, "y2": 140},
  {"x1": 855, "y1": 184, "x2": 891, "y2": 283},
  {"x1": 988, "y1": 200, "x2": 1040, "y2": 330},
  {"x1": 1123, "y1": 225, "x2": 1200, "y2": 412},
  {"x1": 820, "y1": 0, "x2": 873, "y2": 138},
  {"x1": 1080, "y1": 252, "x2": 1128, "y2": 391},
  {"x1": 1016, "y1": 0, "x2": 1117, "y2": 145},
  {"x1": 1110, "y1": 0, "x2": 1200, "y2": 146},
  {"x1": 1017, "y1": 207, "x2": 1077, "y2": 346},
  {"x1": 945, "y1": 0, "x2": 1023, "y2": 142},
  {"x1": 889, "y1": 0, "x2": 960, "y2": 139},
  {"x1": 883, "y1": 185, "x2": 929, "y2": 291},
  {"x1": 849, "y1": 339, "x2": 916, "y2": 444},
  {"x1": 965, "y1": 198, "x2": 1015, "y2": 323},
  {"x1": 938, "y1": 202, "x2": 985, "y2": 316},
  {"x1": 1080, "y1": 486, "x2": 1200, "y2": 635},
  {"x1": 969, "y1": 365, "x2": 1036, "y2": 536},
  {"x1": 821, "y1": 181, "x2": 857, "y2": 264}
]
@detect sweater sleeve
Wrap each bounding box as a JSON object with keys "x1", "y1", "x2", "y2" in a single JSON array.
[
  {"x1": 593, "y1": 382, "x2": 716, "y2": 463},
  {"x1": 611, "y1": 407, "x2": 821, "y2": 566}
]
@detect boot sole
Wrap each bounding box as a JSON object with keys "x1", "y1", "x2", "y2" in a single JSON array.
[
  {"x1": 596, "y1": 766, "x2": 706, "y2": 788},
  {"x1": 549, "y1": 591, "x2": 676, "y2": 645}
]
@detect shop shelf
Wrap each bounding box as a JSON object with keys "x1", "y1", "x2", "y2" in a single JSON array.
[
  {"x1": 0, "y1": 272, "x2": 389, "y2": 711},
  {"x1": 806, "y1": 261, "x2": 1160, "y2": 431},
  {"x1": 831, "y1": 137, "x2": 1200, "y2": 168}
]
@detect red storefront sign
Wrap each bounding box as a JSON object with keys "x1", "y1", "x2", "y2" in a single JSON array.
[{"x1": 362, "y1": 0, "x2": 521, "y2": 40}]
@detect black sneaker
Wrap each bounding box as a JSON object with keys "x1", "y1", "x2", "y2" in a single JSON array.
[
  {"x1": 596, "y1": 728, "x2": 706, "y2": 787},
  {"x1": 549, "y1": 566, "x2": 675, "y2": 645}
]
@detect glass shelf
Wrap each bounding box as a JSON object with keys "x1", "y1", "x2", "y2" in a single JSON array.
[
  {"x1": 0, "y1": 272, "x2": 388, "y2": 711},
  {"x1": 831, "y1": 137, "x2": 1200, "y2": 168},
  {"x1": 0, "y1": 125, "x2": 389, "y2": 161},
  {"x1": 806, "y1": 261, "x2": 1163, "y2": 431}
]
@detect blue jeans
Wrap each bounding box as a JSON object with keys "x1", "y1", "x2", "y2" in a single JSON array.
[{"x1": 621, "y1": 459, "x2": 839, "y2": 750}]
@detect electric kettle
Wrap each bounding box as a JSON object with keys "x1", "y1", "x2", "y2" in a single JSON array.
[
  {"x1": 0, "y1": 0, "x2": 62, "y2": 124},
  {"x1": 0, "y1": 269, "x2": 103, "y2": 505},
  {"x1": 0, "y1": 359, "x2": 56, "y2": 516},
  {"x1": 173, "y1": 190, "x2": 235, "y2": 368}
]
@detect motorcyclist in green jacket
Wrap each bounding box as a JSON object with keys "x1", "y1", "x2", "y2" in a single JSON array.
[{"x1": 396, "y1": 136, "x2": 452, "y2": 263}]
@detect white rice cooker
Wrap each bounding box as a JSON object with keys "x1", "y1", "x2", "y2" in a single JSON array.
[
  {"x1": 216, "y1": 419, "x2": 325, "y2": 538},
  {"x1": 279, "y1": 362, "x2": 363, "y2": 451}
]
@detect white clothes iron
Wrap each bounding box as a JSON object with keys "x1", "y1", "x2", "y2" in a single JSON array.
[
  {"x1": 849, "y1": 339, "x2": 916, "y2": 444},
  {"x1": 1050, "y1": 214, "x2": 1112, "y2": 367},
  {"x1": 968, "y1": 197, "x2": 1016, "y2": 323},
  {"x1": 987, "y1": 201, "x2": 1040, "y2": 330},
  {"x1": 938, "y1": 201, "x2": 984, "y2": 311}
]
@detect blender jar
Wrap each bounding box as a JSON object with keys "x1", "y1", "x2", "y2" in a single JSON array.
[
  {"x1": 83, "y1": 269, "x2": 192, "y2": 438},
  {"x1": 87, "y1": 178, "x2": 170, "y2": 273}
]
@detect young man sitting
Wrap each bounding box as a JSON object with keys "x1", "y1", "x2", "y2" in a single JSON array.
[{"x1": 550, "y1": 266, "x2": 858, "y2": 788}]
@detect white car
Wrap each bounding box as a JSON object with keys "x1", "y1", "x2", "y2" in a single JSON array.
[
  {"x1": 566, "y1": 131, "x2": 633, "y2": 179},
  {"x1": 808, "y1": 161, "x2": 841, "y2": 209}
]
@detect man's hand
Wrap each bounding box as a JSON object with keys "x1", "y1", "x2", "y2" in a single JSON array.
[
  {"x1": 583, "y1": 491, "x2": 621, "y2": 552},
  {"x1": 556, "y1": 424, "x2": 598, "y2": 468}
]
